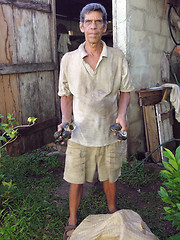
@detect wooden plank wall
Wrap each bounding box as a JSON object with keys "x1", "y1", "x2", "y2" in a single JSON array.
[
  {"x1": 137, "y1": 88, "x2": 175, "y2": 162},
  {"x1": 155, "y1": 101, "x2": 174, "y2": 161},
  {"x1": 0, "y1": 0, "x2": 59, "y2": 156}
]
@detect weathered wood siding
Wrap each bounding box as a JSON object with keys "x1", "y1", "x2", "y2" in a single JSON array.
[{"x1": 0, "y1": 0, "x2": 59, "y2": 156}]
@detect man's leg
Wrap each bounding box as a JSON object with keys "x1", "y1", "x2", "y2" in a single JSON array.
[
  {"x1": 66, "y1": 183, "x2": 83, "y2": 237},
  {"x1": 103, "y1": 180, "x2": 117, "y2": 213}
]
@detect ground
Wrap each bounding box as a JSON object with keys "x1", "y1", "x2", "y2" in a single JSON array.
[{"x1": 49, "y1": 143, "x2": 178, "y2": 239}]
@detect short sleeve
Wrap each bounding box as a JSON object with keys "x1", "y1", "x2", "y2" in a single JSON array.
[
  {"x1": 58, "y1": 55, "x2": 72, "y2": 96},
  {"x1": 120, "y1": 56, "x2": 134, "y2": 92}
]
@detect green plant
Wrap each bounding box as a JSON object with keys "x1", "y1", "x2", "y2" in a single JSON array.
[
  {"x1": 158, "y1": 146, "x2": 180, "y2": 240},
  {"x1": 0, "y1": 114, "x2": 37, "y2": 208},
  {"x1": 0, "y1": 114, "x2": 37, "y2": 149},
  {"x1": 119, "y1": 158, "x2": 159, "y2": 189},
  {"x1": 0, "y1": 147, "x2": 64, "y2": 240}
]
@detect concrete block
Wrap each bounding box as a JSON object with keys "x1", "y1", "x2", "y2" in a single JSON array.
[
  {"x1": 129, "y1": 30, "x2": 147, "y2": 46},
  {"x1": 128, "y1": 120, "x2": 145, "y2": 154},
  {"x1": 149, "y1": 66, "x2": 161, "y2": 85},
  {"x1": 129, "y1": 8, "x2": 144, "y2": 30},
  {"x1": 129, "y1": 0, "x2": 149, "y2": 10},
  {"x1": 149, "y1": 52, "x2": 161, "y2": 67},
  {"x1": 129, "y1": 66, "x2": 151, "y2": 89},
  {"x1": 145, "y1": 15, "x2": 161, "y2": 33},
  {"x1": 161, "y1": 21, "x2": 170, "y2": 37},
  {"x1": 131, "y1": 47, "x2": 149, "y2": 68},
  {"x1": 153, "y1": 34, "x2": 167, "y2": 52},
  {"x1": 165, "y1": 38, "x2": 175, "y2": 52},
  {"x1": 127, "y1": 93, "x2": 141, "y2": 121},
  {"x1": 156, "y1": 0, "x2": 164, "y2": 18},
  {"x1": 149, "y1": 0, "x2": 157, "y2": 17}
]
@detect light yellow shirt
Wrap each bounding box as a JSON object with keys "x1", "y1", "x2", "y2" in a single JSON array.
[{"x1": 58, "y1": 41, "x2": 134, "y2": 147}]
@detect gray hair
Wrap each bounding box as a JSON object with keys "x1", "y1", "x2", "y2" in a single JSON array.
[{"x1": 80, "y1": 3, "x2": 107, "y2": 25}]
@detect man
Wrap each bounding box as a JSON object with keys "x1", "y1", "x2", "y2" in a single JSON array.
[{"x1": 57, "y1": 3, "x2": 134, "y2": 239}]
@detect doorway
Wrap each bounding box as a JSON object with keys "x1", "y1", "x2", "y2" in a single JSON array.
[{"x1": 56, "y1": 0, "x2": 113, "y2": 68}]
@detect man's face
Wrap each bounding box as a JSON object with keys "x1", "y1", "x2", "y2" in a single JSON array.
[{"x1": 80, "y1": 11, "x2": 107, "y2": 44}]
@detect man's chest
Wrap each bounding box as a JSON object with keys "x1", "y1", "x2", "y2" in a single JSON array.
[{"x1": 66, "y1": 58, "x2": 120, "y2": 98}]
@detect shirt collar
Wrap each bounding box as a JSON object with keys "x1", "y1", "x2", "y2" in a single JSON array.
[{"x1": 79, "y1": 40, "x2": 108, "y2": 59}]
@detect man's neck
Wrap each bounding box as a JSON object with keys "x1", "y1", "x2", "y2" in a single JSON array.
[{"x1": 84, "y1": 41, "x2": 103, "y2": 56}]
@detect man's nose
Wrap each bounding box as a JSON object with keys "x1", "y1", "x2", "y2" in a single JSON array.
[{"x1": 90, "y1": 21, "x2": 97, "y2": 28}]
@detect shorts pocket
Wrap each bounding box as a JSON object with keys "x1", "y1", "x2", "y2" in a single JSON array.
[{"x1": 64, "y1": 141, "x2": 86, "y2": 184}]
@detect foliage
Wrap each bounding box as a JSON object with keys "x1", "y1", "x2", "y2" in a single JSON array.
[
  {"x1": 0, "y1": 146, "x2": 178, "y2": 239},
  {"x1": 0, "y1": 113, "x2": 37, "y2": 148},
  {"x1": 119, "y1": 158, "x2": 160, "y2": 188},
  {"x1": 0, "y1": 114, "x2": 37, "y2": 210},
  {"x1": 158, "y1": 146, "x2": 180, "y2": 239},
  {"x1": 0, "y1": 147, "x2": 64, "y2": 239}
]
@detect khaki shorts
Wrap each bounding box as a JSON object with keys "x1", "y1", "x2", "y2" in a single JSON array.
[{"x1": 64, "y1": 140, "x2": 127, "y2": 184}]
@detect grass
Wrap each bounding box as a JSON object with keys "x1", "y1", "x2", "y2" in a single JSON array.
[
  {"x1": 0, "y1": 147, "x2": 178, "y2": 239},
  {"x1": 0, "y1": 147, "x2": 67, "y2": 239}
]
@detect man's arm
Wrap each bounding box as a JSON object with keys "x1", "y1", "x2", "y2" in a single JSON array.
[
  {"x1": 116, "y1": 92, "x2": 130, "y2": 132},
  {"x1": 58, "y1": 94, "x2": 73, "y2": 131}
]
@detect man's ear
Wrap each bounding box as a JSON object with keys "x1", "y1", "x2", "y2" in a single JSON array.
[
  {"x1": 103, "y1": 23, "x2": 107, "y2": 33},
  {"x1": 79, "y1": 22, "x2": 84, "y2": 33}
]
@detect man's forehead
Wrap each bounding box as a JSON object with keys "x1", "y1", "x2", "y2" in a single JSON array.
[{"x1": 84, "y1": 11, "x2": 103, "y2": 20}]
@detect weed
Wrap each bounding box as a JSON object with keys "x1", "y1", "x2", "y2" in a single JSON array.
[{"x1": 119, "y1": 159, "x2": 160, "y2": 188}]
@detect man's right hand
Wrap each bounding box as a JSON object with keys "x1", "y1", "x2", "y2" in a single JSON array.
[{"x1": 57, "y1": 123, "x2": 63, "y2": 132}]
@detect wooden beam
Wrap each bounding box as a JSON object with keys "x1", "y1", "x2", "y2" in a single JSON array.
[
  {"x1": 17, "y1": 117, "x2": 58, "y2": 136},
  {"x1": 0, "y1": 0, "x2": 51, "y2": 13},
  {"x1": 0, "y1": 62, "x2": 57, "y2": 75}
]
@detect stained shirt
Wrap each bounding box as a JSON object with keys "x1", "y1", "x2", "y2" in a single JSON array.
[{"x1": 58, "y1": 41, "x2": 134, "y2": 147}]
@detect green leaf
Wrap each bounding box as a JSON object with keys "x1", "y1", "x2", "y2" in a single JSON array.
[
  {"x1": 2, "y1": 180, "x2": 12, "y2": 188},
  {"x1": 173, "y1": 177, "x2": 180, "y2": 183},
  {"x1": 174, "y1": 212, "x2": 180, "y2": 218},
  {"x1": 169, "y1": 158, "x2": 178, "y2": 171},
  {"x1": 161, "y1": 170, "x2": 172, "y2": 178},
  {"x1": 0, "y1": 136, "x2": 7, "y2": 142},
  {"x1": 176, "y1": 203, "x2": 180, "y2": 211},
  {"x1": 164, "y1": 148, "x2": 176, "y2": 161},
  {"x1": 5, "y1": 129, "x2": 18, "y2": 139},
  {"x1": 168, "y1": 232, "x2": 180, "y2": 240},
  {"x1": 1, "y1": 123, "x2": 9, "y2": 128},
  {"x1": 162, "y1": 161, "x2": 175, "y2": 173},
  {"x1": 162, "y1": 197, "x2": 174, "y2": 205},
  {"x1": 175, "y1": 146, "x2": 180, "y2": 161},
  {"x1": 165, "y1": 182, "x2": 178, "y2": 189},
  {"x1": 12, "y1": 121, "x2": 19, "y2": 126},
  {"x1": 158, "y1": 186, "x2": 169, "y2": 198},
  {"x1": 7, "y1": 113, "x2": 12, "y2": 119},
  {"x1": 164, "y1": 207, "x2": 172, "y2": 213},
  {"x1": 28, "y1": 117, "x2": 37, "y2": 124}
]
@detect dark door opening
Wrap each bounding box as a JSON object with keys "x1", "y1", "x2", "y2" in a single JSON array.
[{"x1": 56, "y1": 0, "x2": 113, "y2": 68}]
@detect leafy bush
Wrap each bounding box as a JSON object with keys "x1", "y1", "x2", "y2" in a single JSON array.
[
  {"x1": 0, "y1": 114, "x2": 37, "y2": 207},
  {"x1": 158, "y1": 146, "x2": 180, "y2": 239},
  {"x1": 0, "y1": 113, "x2": 37, "y2": 147}
]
